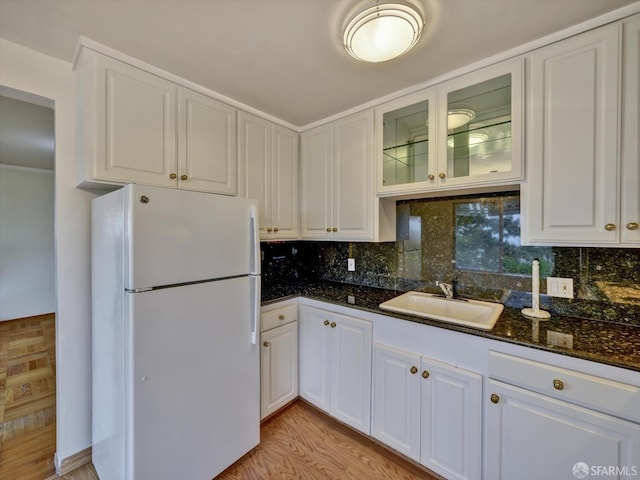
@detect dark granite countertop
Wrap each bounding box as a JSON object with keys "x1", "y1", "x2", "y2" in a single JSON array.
[{"x1": 262, "y1": 280, "x2": 640, "y2": 373}]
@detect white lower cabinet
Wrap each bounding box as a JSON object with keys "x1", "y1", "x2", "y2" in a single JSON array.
[
  {"x1": 486, "y1": 351, "x2": 640, "y2": 480},
  {"x1": 299, "y1": 305, "x2": 372, "y2": 434},
  {"x1": 260, "y1": 304, "x2": 298, "y2": 420},
  {"x1": 372, "y1": 343, "x2": 482, "y2": 480}
]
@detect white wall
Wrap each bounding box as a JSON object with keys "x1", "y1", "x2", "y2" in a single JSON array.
[
  {"x1": 0, "y1": 38, "x2": 96, "y2": 465},
  {"x1": 0, "y1": 165, "x2": 55, "y2": 320}
]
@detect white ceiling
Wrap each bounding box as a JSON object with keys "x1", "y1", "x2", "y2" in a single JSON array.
[{"x1": 0, "y1": 0, "x2": 638, "y2": 128}]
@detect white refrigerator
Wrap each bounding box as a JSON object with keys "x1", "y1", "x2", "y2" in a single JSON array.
[{"x1": 91, "y1": 184, "x2": 261, "y2": 480}]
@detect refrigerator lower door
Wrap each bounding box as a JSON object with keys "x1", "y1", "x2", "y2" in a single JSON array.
[{"x1": 127, "y1": 277, "x2": 259, "y2": 480}]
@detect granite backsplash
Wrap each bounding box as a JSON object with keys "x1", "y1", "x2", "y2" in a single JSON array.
[{"x1": 261, "y1": 193, "x2": 640, "y2": 327}]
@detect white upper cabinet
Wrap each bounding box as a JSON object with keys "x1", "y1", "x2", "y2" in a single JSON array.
[
  {"x1": 178, "y1": 88, "x2": 237, "y2": 195},
  {"x1": 521, "y1": 23, "x2": 624, "y2": 245},
  {"x1": 238, "y1": 112, "x2": 298, "y2": 240},
  {"x1": 75, "y1": 47, "x2": 237, "y2": 195},
  {"x1": 300, "y1": 111, "x2": 395, "y2": 242},
  {"x1": 376, "y1": 59, "x2": 524, "y2": 197},
  {"x1": 621, "y1": 14, "x2": 640, "y2": 244}
]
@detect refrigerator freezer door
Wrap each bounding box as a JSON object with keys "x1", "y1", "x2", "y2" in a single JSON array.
[
  {"x1": 124, "y1": 184, "x2": 259, "y2": 290},
  {"x1": 128, "y1": 277, "x2": 260, "y2": 479}
]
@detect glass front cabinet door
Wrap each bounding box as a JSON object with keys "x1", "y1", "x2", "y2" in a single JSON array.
[{"x1": 376, "y1": 59, "x2": 524, "y2": 196}]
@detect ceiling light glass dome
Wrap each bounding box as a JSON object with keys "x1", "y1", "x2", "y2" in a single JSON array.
[{"x1": 343, "y1": 2, "x2": 425, "y2": 63}]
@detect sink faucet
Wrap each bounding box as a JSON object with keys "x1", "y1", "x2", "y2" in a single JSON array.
[
  {"x1": 436, "y1": 279, "x2": 459, "y2": 299},
  {"x1": 436, "y1": 281, "x2": 454, "y2": 298}
]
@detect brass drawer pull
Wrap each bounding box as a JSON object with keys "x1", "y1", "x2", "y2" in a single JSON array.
[
  {"x1": 263, "y1": 341, "x2": 270, "y2": 347},
  {"x1": 330, "y1": 322, "x2": 337, "y2": 328},
  {"x1": 553, "y1": 379, "x2": 564, "y2": 390},
  {"x1": 422, "y1": 370, "x2": 430, "y2": 379},
  {"x1": 180, "y1": 174, "x2": 188, "y2": 181},
  {"x1": 169, "y1": 173, "x2": 177, "y2": 179},
  {"x1": 605, "y1": 223, "x2": 616, "y2": 231},
  {"x1": 274, "y1": 227, "x2": 279, "y2": 233},
  {"x1": 627, "y1": 222, "x2": 639, "y2": 231},
  {"x1": 490, "y1": 393, "x2": 500, "y2": 404},
  {"x1": 428, "y1": 174, "x2": 435, "y2": 180},
  {"x1": 323, "y1": 320, "x2": 330, "y2": 326},
  {"x1": 278, "y1": 314, "x2": 285, "y2": 321},
  {"x1": 439, "y1": 172, "x2": 446, "y2": 179},
  {"x1": 410, "y1": 366, "x2": 418, "y2": 374}
]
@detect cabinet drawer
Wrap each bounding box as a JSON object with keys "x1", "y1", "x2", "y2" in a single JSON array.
[
  {"x1": 489, "y1": 351, "x2": 640, "y2": 422},
  {"x1": 261, "y1": 305, "x2": 298, "y2": 331}
]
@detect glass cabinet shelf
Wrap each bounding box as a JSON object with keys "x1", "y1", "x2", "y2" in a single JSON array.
[{"x1": 447, "y1": 119, "x2": 512, "y2": 177}]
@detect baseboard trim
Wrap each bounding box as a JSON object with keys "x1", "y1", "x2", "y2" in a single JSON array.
[{"x1": 55, "y1": 446, "x2": 92, "y2": 476}]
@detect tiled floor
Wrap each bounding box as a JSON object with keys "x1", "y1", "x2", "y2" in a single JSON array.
[{"x1": 0, "y1": 313, "x2": 57, "y2": 479}]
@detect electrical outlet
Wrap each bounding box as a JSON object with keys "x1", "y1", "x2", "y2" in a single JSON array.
[
  {"x1": 348, "y1": 258, "x2": 356, "y2": 272},
  {"x1": 547, "y1": 331, "x2": 574, "y2": 349},
  {"x1": 546, "y1": 277, "x2": 574, "y2": 298}
]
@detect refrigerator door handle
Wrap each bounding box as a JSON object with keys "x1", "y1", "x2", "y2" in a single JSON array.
[
  {"x1": 249, "y1": 206, "x2": 260, "y2": 275},
  {"x1": 249, "y1": 275, "x2": 260, "y2": 345}
]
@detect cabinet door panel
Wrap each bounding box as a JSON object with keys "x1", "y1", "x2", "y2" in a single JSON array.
[
  {"x1": 261, "y1": 322, "x2": 298, "y2": 419},
  {"x1": 486, "y1": 380, "x2": 640, "y2": 480},
  {"x1": 523, "y1": 24, "x2": 620, "y2": 245},
  {"x1": 178, "y1": 88, "x2": 237, "y2": 195},
  {"x1": 272, "y1": 125, "x2": 299, "y2": 238},
  {"x1": 239, "y1": 112, "x2": 271, "y2": 236},
  {"x1": 421, "y1": 358, "x2": 482, "y2": 480},
  {"x1": 372, "y1": 344, "x2": 421, "y2": 461},
  {"x1": 299, "y1": 306, "x2": 332, "y2": 412},
  {"x1": 622, "y1": 14, "x2": 640, "y2": 244},
  {"x1": 96, "y1": 55, "x2": 177, "y2": 186},
  {"x1": 330, "y1": 313, "x2": 372, "y2": 434},
  {"x1": 300, "y1": 125, "x2": 332, "y2": 238},
  {"x1": 333, "y1": 112, "x2": 373, "y2": 239}
]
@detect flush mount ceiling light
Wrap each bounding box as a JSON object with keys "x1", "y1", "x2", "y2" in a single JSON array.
[
  {"x1": 343, "y1": 2, "x2": 425, "y2": 63},
  {"x1": 447, "y1": 109, "x2": 476, "y2": 130}
]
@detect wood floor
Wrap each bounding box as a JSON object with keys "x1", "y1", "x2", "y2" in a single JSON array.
[
  {"x1": 217, "y1": 401, "x2": 441, "y2": 480},
  {"x1": 0, "y1": 313, "x2": 57, "y2": 479},
  {"x1": 1, "y1": 315, "x2": 439, "y2": 480}
]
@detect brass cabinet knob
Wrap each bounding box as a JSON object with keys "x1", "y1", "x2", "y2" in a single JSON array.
[
  {"x1": 410, "y1": 366, "x2": 418, "y2": 374},
  {"x1": 273, "y1": 227, "x2": 279, "y2": 233},
  {"x1": 428, "y1": 174, "x2": 435, "y2": 181},
  {"x1": 180, "y1": 174, "x2": 188, "y2": 181},
  {"x1": 278, "y1": 314, "x2": 285, "y2": 321},
  {"x1": 553, "y1": 379, "x2": 564, "y2": 390},
  {"x1": 439, "y1": 172, "x2": 446, "y2": 179},
  {"x1": 267, "y1": 227, "x2": 273, "y2": 233},
  {"x1": 169, "y1": 173, "x2": 177, "y2": 180},
  {"x1": 332, "y1": 227, "x2": 338, "y2": 232},
  {"x1": 263, "y1": 341, "x2": 270, "y2": 347},
  {"x1": 627, "y1": 222, "x2": 639, "y2": 231},
  {"x1": 326, "y1": 228, "x2": 332, "y2": 232},
  {"x1": 605, "y1": 223, "x2": 616, "y2": 231},
  {"x1": 330, "y1": 322, "x2": 337, "y2": 328},
  {"x1": 490, "y1": 393, "x2": 500, "y2": 404},
  {"x1": 422, "y1": 370, "x2": 430, "y2": 379},
  {"x1": 323, "y1": 320, "x2": 330, "y2": 326}
]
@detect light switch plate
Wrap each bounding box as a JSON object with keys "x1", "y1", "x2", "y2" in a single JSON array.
[
  {"x1": 546, "y1": 277, "x2": 574, "y2": 298},
  {"x1": 347, "y1": 258, "x2": 356, "y2": 272}
]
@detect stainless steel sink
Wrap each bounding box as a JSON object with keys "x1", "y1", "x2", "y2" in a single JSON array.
[{"x1": 379, "y1": 291, "x2": 504, "y2": 330}]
